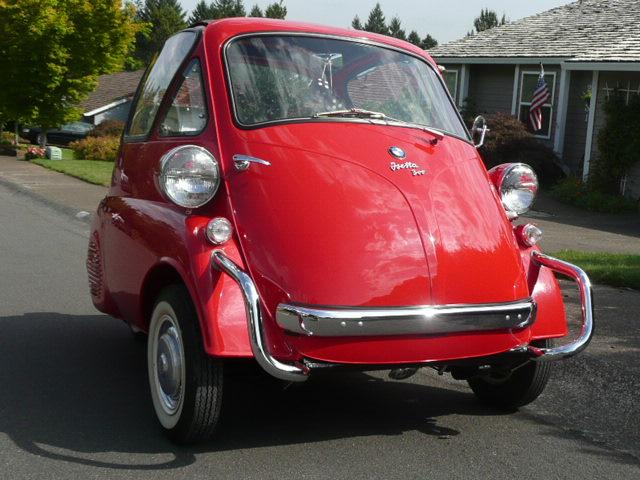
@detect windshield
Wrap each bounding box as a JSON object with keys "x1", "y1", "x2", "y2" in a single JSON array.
[{"x1": 225, "y1": 35, "x2": 468, "y2": 139}]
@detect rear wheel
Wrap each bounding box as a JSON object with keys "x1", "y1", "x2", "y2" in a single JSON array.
[
  {"x1": 468, "y1": 340, "x2": 552, "y2": 410},
  {"x1": 147, "y1": 285, "x2": 223, "y2": 444}
]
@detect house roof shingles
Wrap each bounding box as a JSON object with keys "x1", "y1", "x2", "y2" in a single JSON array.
[
  {"x1": 80, "y1": 69, "x2": 144, "y2": 113},
  {"x1": 430, "y1": 0, "x2": 640, "y2": 62}
]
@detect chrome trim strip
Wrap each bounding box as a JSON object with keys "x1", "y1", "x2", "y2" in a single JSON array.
[
  {"x1": 232, "y1": 154, "x2": 271, "y2": 171},
  {"x1": 276, "y1": 299, "x2": 536, "y2": 337},
  {"x1": 211, "y1": 251, "x2": 307, "y2": 382},
  {"x1": 529, "y1": 251, "x2": 594, "y2": 361}
]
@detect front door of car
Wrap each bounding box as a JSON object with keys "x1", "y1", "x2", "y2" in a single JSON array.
[{"x1": 101, "y1": 31, "x2": 205, "y2": 323}]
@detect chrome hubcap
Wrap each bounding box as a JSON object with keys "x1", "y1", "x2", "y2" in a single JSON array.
[{"x1": 154, "y1": 316, "x2": 184, "y2": 414}]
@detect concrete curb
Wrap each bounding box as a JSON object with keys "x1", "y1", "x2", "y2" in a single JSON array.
[{"x1": 0, "y1": 174, "x2": 93, "y2": 225}]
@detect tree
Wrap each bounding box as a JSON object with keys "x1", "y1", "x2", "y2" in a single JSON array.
[
  {"x1": 388, "y1": 16, "x2": 406, "y2": 40},
  {"x1": 351, "y1": 15, "x2": 363, "y2": 30},
  {"x1": 471, "y1": 8, "x2": 507, "y2": 34},
  {"x1": 211, "y1": 0, "x2": 245, "y2": 18},
  {"x1": 188, "y1": 0, "x2": 216, "y2": 24},
  {"x1": 407, "y1": 30, "x2": 422, "y2": 47},
  {"x1": 0, "y1": 0, "x2": 140, "y2": 145},
  {"x1": 420, "y1": 34, "x2": 437, "y2": 50},
  {"x1": 264, "y1": 1, "x2": 287, "y2": 19},
  {"x1": 249, "y1": 4, "x2": 263, "y2": 17},
  {"x1": 135, "y1": 0, "x2": 187, "y2": 65},
  {"x1": 364, "y1": 2, "x2": 388, "y2": 35}
]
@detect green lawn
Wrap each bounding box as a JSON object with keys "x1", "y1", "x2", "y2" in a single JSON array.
[
  {"x1": 32, "y1": 158, "x2": 113, "y2": 187},
  {"x1": 59, "y1": 147, "x2": 76, "y2": 160},
  {"x1": 550, "y1": 250, "x2": 640, "y2": 290}
]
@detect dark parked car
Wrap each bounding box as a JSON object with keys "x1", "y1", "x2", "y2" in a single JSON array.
[{"x1": 21, "y1": 121, "x2": 94, "y2": 146}]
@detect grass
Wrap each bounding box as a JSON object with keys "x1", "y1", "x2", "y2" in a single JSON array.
[
  {"x1": 551, "y1": 250, "x2": 640, "y2": 290},
  {"x1": 32, "y1": 158, "x2": 113, "y2": 187},
  {"x1": 59, "y1": 147, "x2": 76, "y2": 160}
]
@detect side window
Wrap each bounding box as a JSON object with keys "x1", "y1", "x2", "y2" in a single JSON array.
[
  {"x1": 159, "y1": 59, "x2": 208, "y2": 136},
  {"x1": 518, "y1": 71, "x2": 556, "y2": 139},
  {"x1": 126, "y1": 31, "x2": 198, "y2": 138}
]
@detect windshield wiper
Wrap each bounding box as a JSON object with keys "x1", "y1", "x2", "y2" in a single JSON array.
[
  {"x1": 313, "y1": 107, "x2": 389, "y2": 119},
  {"x1": 312, "y1": 108, "x2": 444, "y2": 145}
]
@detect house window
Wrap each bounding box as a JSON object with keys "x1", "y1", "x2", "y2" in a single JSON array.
[
  {"x1": 518, "y1": 71, "x2": 556, "y2": 139},
  {"x1": 443, "y1": 69, "x2": 458, "y2": 102}
]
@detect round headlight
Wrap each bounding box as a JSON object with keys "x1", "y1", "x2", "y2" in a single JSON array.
[
  {"x1": 489, "y1": 163, "x2": 538, "y2": 216},
  {"x1": 159, "y1": 145, "x2": 220, "y2": 208}
]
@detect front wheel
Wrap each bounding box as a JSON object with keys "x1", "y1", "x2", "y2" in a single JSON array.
[
  {"x1": 467, "y1": 340, "x2": 552, "y2": 410},
  {"x1": 148, "y1": 285, "x2": 223, "y2": 444}
]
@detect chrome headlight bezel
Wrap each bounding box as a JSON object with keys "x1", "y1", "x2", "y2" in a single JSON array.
[
  {"x1": 489, "y1": 163, "x2": 539, "y2": 217},
  {"x1": 158, "y1": 145, "x2": 220, "y2": 209}
]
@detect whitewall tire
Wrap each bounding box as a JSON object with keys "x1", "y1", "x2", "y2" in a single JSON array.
[{"x1": 147, "y1": 285, "x2": 223, "y2": 444}]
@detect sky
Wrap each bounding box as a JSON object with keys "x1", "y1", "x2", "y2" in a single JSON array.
[{"x1": 180, "y1": 0, "x2": 574, "y2": 44}]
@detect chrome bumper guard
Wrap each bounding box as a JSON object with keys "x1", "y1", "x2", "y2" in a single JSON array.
[
  {"x1": 526, "y1": 251, "x2": 594, "y2": 361},
  {"x1": 211, "y1": 251, "x2": 308, "y2": 382}
]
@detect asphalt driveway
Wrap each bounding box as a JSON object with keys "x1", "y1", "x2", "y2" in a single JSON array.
[{"x1": 522, "y1": 192, "x2": 640, "y2": 254}]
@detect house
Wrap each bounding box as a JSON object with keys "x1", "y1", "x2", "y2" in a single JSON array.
[
  {"x1": 430, "y1": 0, "x2": 640, "y2": 199},
  {"x1": 80, "y1": 69, "x2": 144, "y2": 125}
]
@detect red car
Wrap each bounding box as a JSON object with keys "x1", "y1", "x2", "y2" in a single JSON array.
[{"x1": 87, "y1": 18, "x2": 594, "y2": 444}]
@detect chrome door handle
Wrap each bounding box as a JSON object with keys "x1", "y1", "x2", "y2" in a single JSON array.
[{"x1": 233, "y1": 154, "x2": 271, "y2": 171}]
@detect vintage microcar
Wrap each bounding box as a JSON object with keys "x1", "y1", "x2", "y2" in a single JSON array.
[{"x1": 87, "y1": 18, "x2": 594, "y2": 443}]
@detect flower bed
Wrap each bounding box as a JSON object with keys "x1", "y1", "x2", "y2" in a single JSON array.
[{"x1": 24, "y1": 146, "x2": 46, "y2": 160}]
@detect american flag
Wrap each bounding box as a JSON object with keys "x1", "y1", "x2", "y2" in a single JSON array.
[{"x1": 529, "y1": 71, "x2": 551, "y2": 132}]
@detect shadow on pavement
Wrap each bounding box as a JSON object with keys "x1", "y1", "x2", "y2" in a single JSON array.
[
  {"x1": 1, "y1": 312, "x2": 637, "y2": 471},
  {"x1": 0, "y1": 312, "x2": 505, "y2": 470}
]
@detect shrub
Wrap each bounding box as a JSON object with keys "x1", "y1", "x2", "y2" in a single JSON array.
[
  {"x1": 1, "y1": 131, "x2": 17, "y2": 145},
  {"x1": 25, "y1": 146, "x2": 46, "y2": 160},
  {"x1": 478, "y1": 113, "x2": 565, "y2": 186},
  {"x1": 592, "y1": 91, "x2": 640, "y2": 194},
  {"x1": 69, "y1": 135, "x2": 120, "y2": 162},
  {"x1": 88, "y1": 119, "x2": 125, "y2": 138},
  {"x1": 551, "y1": 176, "x2": 638, "y2": 213}
]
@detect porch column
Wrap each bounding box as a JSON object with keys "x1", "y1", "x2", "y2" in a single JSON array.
[
  {"x1": 554, "y1": 66, "x2": 571, "y2": 156},
  {"x1": 582, "y1": 70, "x2": 599, "y2": 181},
  {"x1": 459, "y1": 64, "x2": 470, "y2": 108},
  {"x1": 510, "y1": 64, "x2": 521, "y2": 116}
]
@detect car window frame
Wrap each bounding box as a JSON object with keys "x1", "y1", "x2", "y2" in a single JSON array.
[
  {"x1": 156, "y1": 57, "x2": 210, "y2": 138},
  {"x1": 123, "y1": 28, "x2": 203, "y2": 144},
  {"x1": 222, "y1": 32, "x2": 471, "y2": 143}
]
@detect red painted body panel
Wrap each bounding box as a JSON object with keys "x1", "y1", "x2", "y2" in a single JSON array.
[{"x1": 88, "y1": 18, "x2": 569, "y2": 365}]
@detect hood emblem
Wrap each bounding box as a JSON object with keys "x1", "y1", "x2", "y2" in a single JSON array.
[
  {"x1": 388, "y1": 146, "x2": 406, "y2": 159},
  {"x1": 389, "y1": 160, "x2": 426, "y2": 177}
]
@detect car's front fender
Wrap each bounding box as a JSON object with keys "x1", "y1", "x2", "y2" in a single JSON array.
[{"x1": 92, "y1": 196, "x2": 252, "y2": 357}]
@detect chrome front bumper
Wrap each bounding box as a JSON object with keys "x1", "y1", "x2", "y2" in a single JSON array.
[
  {"x1": 276, "y1": 300, "x2": 536, "y2": 337},
  {"x1": 212, "y1": 250, "x2": 594, "y2": 381}
]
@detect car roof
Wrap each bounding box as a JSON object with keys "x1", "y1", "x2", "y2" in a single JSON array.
[{"x1": 194, "y1": 17, "x2": 437, "y2": 68}]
